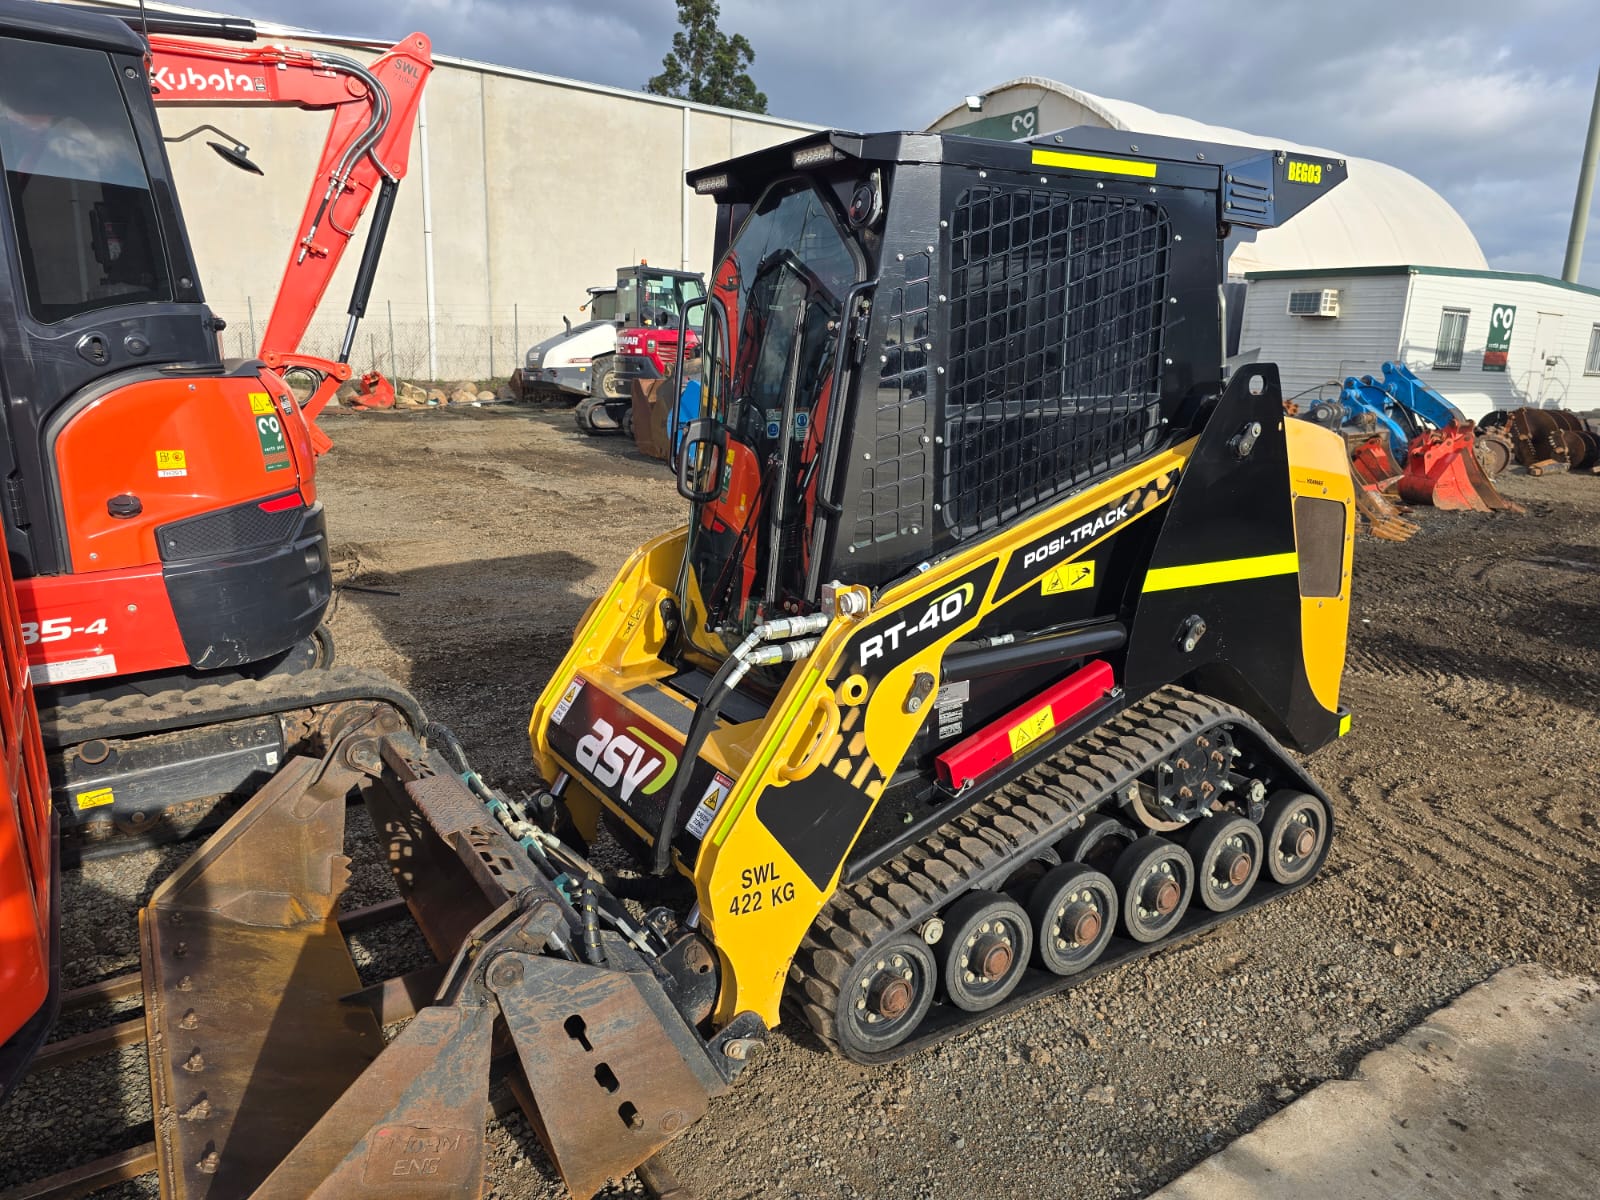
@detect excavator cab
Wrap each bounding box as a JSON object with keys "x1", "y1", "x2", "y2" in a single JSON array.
[{"x1": 0, "y1": 2, "x2": 331, "y2": 842}]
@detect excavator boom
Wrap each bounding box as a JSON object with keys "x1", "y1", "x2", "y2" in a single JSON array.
[{"x1": 148, "y1": 26, "x2": 433, "y2": 448}]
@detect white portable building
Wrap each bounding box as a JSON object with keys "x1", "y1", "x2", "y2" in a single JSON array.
[{"x1": 1237, "y1": 266, "x2": 1600, "y2": 419}]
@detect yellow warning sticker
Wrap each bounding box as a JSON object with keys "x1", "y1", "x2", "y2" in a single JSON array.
[
  {"x1": 248, "y1": 392, "x2": 276, "y2": 415},
  {"x1": 75, "y1": 787, "x2": 115, "y2": 811},
  {"x1": 155, "y1": 449, "x2": 188, "y2": 478},
  {"x1": 1007, "y1": 705, "x2": 1056, "y2": 755},
  {"x1": 1042, "y1": 560, "x2": 1096, "y2": 595}
]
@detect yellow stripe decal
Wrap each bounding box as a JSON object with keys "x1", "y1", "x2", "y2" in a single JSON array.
[
  {"x1": 1143, "y1": 551, "x2": 1299, "y2": 593},
  {"x1": 1338, "y1": 712, "x2": 1352, "y2": 737},
  {"x1": 1031, "y1": 148, "x2": 1158, "y2": 178}
]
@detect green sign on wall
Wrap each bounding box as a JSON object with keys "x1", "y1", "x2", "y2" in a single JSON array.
[
  {"x1": 1483, "y1": 303, "x2": 1515, "y2": 371},
  {"x1": 944, "y1": 106, "x2": 1040, "y2": 142}
]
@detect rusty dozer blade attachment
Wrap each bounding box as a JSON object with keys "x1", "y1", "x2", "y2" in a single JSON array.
[
  {"x1": 141, "y1": 712, "x2": 763, "y2": 1199},
  {"x1": 1396, "y1": 422, "x2": 1523, "y2": 514}
]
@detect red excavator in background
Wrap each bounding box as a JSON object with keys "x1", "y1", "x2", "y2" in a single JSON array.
[{"x1": 0, "y1": 0, "x2": 428, "y2": 1096}]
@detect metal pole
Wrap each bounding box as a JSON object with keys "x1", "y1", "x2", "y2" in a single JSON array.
[
  {"x1": 246, "y1": 295, "x2": 256, "y2": 352},
  {"x1": 1563, "y1": 63, "x2": 1600, "y2": 283},
  {"x1": 513, "y1": 303, "x2": 519, "y2": 358},
  {"x1": 387, "y1": 300, "x2": 397, "y2": 379},
  {"x1": 489, "y1": 314, "x2": 495, "y2": 380},
  {"x1": 418, "y1": 93, "x2": 440, "y2": 380}
]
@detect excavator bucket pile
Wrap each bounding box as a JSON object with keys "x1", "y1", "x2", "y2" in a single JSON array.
[
  {"x1": 1334, "y1": 364, "x2": 1521, "y2": 514},
  {"x1": 1395, "y1": 422, "x2": 1523, "y2": 513},
  {"x1": 139, "y1": 713, "x2": 754, "y2": 1199}
]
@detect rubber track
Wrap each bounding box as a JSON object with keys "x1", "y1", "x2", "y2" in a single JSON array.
[
  {"x1": 790, "y1": 685, "x2": 1331, "y2": 1064},
  {"x1": 38, "y1": 665, "x2": 425, "y2": 749}
]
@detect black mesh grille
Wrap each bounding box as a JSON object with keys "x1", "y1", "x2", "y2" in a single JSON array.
[
  {"x1": 942, "y1": 186, "x2": 1169, "y2": 535},
  {"x1": 157, "y1": 495, "x2": 304, "y2": 562}
]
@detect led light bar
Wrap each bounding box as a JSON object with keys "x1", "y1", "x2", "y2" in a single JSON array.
[{"x1": 791, "y1": 143, "x2": 841, "y2": 169}]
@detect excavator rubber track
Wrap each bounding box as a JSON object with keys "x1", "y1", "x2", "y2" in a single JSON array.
[
  {"x1": 40, "y1": 666, "x2": 425, "y2": 859},
  {"x1": 791, "y1": 686, "x2": 1333, "y2": 1064}
]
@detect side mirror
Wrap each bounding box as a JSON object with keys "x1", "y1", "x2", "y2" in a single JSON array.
[{"x1": 677, "y1": 418, "x2": 728, "y2": 503}]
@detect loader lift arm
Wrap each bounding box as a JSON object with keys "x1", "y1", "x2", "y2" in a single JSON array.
[{"x1": 146, "y1": 25, "x2": 433, "y2": 452}]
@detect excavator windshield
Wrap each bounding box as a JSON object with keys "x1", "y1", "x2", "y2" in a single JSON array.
[
  {"x1": 0, "y1": 35, "x2": 173, "y2": 323},
  {"x1": 681, "y1": 177, "x2": 861, "y2": 653}
]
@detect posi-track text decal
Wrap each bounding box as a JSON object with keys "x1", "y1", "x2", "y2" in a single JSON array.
[{"x1": 995, "y1": 471, "x2": 1177, "y2": 598}]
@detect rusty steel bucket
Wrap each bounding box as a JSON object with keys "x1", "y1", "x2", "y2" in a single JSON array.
[
  {"x1": 140, "y1": 717, "x2": 755, "y2": 1199},
  {"x1": 1396, "y1": 423, "x2": 1522, "y2": 513}
]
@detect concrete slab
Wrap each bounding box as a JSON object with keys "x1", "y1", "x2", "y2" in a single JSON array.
[{"x1": 1151, "y1": 964, "x2": 1600, "y2": 1200}]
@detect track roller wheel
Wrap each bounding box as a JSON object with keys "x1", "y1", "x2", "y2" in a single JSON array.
[
  {"x1": 1262, "y1": 792, "x2": 1330, "y2": 884},
  {"x1": 1111, "y1": 836, "x2": 1194, "y2": 943},
  {"x1": 936, "y1": 890, "x2": 1033, "y2": 1012},
  {"x1": 1028, "y1": 863, "x2": 1117, "y2": 976},
  {"x1": 1184, "y1": 816, "x2": 1263, "y2": 912},
  {"x1": 1057, "y1": 813, "x2": 1137, "y2": 874},
  {"x1": 834, "y1": 934, "x2": 937, "y2": 1058}
]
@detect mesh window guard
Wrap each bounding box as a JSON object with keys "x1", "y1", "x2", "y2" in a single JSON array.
[{"x1": 941, "y1": 186, "x2": 1169, "y2": 535}]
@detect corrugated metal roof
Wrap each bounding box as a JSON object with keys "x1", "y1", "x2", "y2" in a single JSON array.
[{"x1": 927, "y1": 77, "x2": 1488, "y2": 277}]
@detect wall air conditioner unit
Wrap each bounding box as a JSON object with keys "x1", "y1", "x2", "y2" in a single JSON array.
[{"x1": 1287, "y1": 288, "x2": 1340, "y2": 318}]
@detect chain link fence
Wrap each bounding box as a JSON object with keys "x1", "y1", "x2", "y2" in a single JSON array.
[{"x1": 212, "y1": 299, "x2": 573, "y2": 386}]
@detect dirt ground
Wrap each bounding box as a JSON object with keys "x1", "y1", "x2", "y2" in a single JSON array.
[{"x1": 6, "y1": 407, "x2": 1598, "y2": 1199}]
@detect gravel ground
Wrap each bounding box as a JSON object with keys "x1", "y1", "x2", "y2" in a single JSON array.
[{"x1": 4, "y1": 407, "x2": 1596, "y2": 1199}]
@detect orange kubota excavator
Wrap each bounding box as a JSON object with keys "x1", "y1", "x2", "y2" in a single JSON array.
[{"x1": 0, "y1": 0, "x2": 431, "y2": 1096}]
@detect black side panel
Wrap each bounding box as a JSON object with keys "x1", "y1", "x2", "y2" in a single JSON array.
[
  {"x1": 163, "y1": 504, "x2": 331, "y2": 670},
  {"x1": 1123, "y1": 365, "x2": 1336, "y2": 751}
]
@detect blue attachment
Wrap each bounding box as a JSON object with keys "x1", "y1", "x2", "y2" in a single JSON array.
[
  {"x1": 1337, "y1": 362, "x2": 1468, "y2": 464},
  {"x1": 670, "y1": 378, "x2": 702, "y2": 458},
  {"x1": 1379, "y1": 362, "x2": 1465, "y2": 428}
]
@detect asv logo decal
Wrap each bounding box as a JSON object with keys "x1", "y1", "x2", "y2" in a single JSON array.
[
  {"x1": 858, "y1": 583, "x2": 975, "y2": 667},
  {"x1": 573, "y1": 719, "x2": 678, "y2": 802}
]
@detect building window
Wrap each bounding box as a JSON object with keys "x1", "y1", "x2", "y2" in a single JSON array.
[
  {"x1": 1434, "y1": 308, "x2": 1469, "y2": 370},
  {"x1": 1586, "y1": 324, "x2": 1600, "y2": 375}
]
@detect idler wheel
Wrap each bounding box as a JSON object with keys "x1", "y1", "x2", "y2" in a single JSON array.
[
  {"x1": 936, "y1": 890, "x2": 1033, "y2": 1013},
  {"x1": 1028, "y1": 863, "x2": 1118, "y2": 976}
]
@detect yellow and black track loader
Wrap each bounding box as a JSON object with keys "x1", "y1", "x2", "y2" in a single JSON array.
[{"x1": 136, "y1": 126, "x2": 1355, "y2": 1197}]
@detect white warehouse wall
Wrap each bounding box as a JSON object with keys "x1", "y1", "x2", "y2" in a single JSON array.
[{"x1": 129, "y1": 17, "x2": 819, "y2": 381}]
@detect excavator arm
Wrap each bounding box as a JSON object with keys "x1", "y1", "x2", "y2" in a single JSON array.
[{"x1": 147, "y1": 26, "x2": 433, "y2": 452}]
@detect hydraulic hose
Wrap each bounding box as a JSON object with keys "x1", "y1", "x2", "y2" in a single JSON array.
[{"x1": 649, "y1": 613, "x2": 830, "y2": 875}]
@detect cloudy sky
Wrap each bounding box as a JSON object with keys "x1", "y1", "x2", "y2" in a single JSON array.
[{"x1": 220, "y1": 0, "x2": 1599, "y2": 285}]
